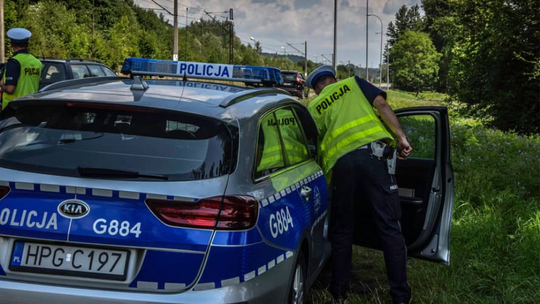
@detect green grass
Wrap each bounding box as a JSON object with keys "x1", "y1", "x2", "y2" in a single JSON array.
[{"x1": 306, "y1": 90, "x2": 540, "y2": 303}]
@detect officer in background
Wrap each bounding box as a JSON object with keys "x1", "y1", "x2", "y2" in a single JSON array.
[
  {"x1": 306, "y1": 65, "x2": 412, "y2": 304},
  {"x1": 0, "y1": 28, "x2": 42, "y2": 110}
]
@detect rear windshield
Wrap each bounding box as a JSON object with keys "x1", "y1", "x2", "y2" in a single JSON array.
[
  {"x1": 0, "y1": 103, "x2": 234, "y2": 181},
  {"x1": 281, "y1": 73, "x2": 298, "y2": 82}
]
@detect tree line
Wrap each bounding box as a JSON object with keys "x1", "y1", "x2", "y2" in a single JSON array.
[
  {"x1": 387, "y1": 0, "x2": 539, "y2": 134},
  {"x1": 5, "y1": 0, "x2": 310, "y2": 74},
  {"x1": 5, "y1": 0, "x2": 538, "y2": 133}
]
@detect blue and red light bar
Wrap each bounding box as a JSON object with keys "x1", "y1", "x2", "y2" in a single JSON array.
[{"x1": 121, "y1": 57, "x2": 282, "y2": 86}]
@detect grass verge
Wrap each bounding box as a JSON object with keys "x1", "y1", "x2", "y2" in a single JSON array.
[{"x1": 306, "y1": 89, "x2": 540, "y2": 303}]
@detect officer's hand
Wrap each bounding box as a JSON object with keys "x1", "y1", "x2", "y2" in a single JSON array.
[{"x1": 397, "y1": 138, "x2": 412, "y2": 159}]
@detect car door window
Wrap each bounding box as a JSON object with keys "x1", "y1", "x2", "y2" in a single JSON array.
[
  {"x1": 255, "y1": 112, "x2": 286, "y2": 177},
  {"x1": 41, "y1": 63, "x2": 66, "y2": 83},
  {"x1": 398, "y1": 115, "x2": 436, "y2": 160},
  {"x1": 101, "y1": 66, "x2": 117, "y2": 76},
  {"x1": 87, "y1": 65, "x2": 106, "y2": 77},
  {"x1": 291, "y1": 105, "x2": 318, "y2": 157},
  {"x1": 254, "y1": 107, "x2": 311, "y2": 178},
  {"x1": 71, "y1": 64, "x2": 91, "y2": 79},
  {"x1": 274, "y1": 108, "x2": 310, "y2": 166}
]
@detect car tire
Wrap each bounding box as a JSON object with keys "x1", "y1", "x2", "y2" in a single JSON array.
[{"x1": 288, "y1": 251, "x2": 306, "y2": 304}]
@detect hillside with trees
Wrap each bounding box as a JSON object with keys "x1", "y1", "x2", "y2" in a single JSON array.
[
  {"x1": 5, "y1": 0, "x2": 308, "y2": 73},
  {"x1": 5, "y1": 0, "x2": 538, "y2": 134},
  {"x1": 387, "y1": 1, "x2": 539, "y2": 134}
]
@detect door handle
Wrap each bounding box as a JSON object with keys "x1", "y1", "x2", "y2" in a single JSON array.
[{"x1": 301, "y1": 185, "x2": 312, "y2": 198}]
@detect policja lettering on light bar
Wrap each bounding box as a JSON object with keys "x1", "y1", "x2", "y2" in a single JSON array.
[{"x1": 177, "y1": 62, "x2": 232, "y2": 78}]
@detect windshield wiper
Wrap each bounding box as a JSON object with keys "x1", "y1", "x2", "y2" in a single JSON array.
[{"x1": 77, "y1": 166, "x2": 169, "y2": 180}]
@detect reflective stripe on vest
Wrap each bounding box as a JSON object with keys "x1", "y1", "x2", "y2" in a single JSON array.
[
  {"x1": 308, "y1": 77, "x2": 395, "y2": 174},
  {"x1": 2, "y1": 53, "x2": 42, "y2": 109},
  {"x1": 258, "y1": 143, "x2": 284, "y2": 171}
]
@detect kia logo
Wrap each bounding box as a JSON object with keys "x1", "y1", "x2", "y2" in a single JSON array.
[{"x1": 58, "y1": 199, "x2": 90, "y2": 219}]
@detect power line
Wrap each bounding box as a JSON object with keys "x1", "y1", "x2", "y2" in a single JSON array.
[
  {"x1": 286, "y1": 42, "x2": 304, "y2": 56},
  {"x1": 160, "y1": 0, "x2": 204, "y2": 11},
  {"x1": 150, "y1": 0, "x2": 172, "y2": 15},
  {"x1": 138, "y1": 0, "x2": 159, "y2": 6}
]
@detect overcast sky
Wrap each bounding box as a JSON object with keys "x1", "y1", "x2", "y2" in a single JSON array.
[{"x1": 134, "y1": 0, "x2": 422, "y2": 69}]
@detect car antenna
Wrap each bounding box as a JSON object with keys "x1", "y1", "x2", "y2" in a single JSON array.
[
  {"x1": 182, "y1": 70, "x2": 187, "y2": 82},
  {"x1": 130, "y1": 75, "x2": 149, "y2": 101}
]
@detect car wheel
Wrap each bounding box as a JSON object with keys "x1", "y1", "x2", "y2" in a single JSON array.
[{"x1": 288, "y1": 251, "x2": 306, "y2": 304}]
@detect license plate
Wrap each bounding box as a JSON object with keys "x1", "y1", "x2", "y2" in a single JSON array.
[
  {"x1": 283, "y1": 82, "x2": 292, "y2": 86},
  {"x1": 10, "y1": 241, "x2": 130, "y2": 280}
]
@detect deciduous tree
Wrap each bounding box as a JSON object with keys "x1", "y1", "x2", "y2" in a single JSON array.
[{"x1": 390, "y1": 30, "x2": 441, "y2": 95}]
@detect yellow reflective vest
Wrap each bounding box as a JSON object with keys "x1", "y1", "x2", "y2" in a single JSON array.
[
  {"x1": 307, "y1": 76, "x2": 395, "y2": 175},
  {"x1": 2, "y1": 52, "x2": 42, "y2": 109}
]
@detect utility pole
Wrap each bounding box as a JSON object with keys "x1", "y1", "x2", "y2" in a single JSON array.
[
  {"x1": 0, "y1": 0, "x2": 5, "y2": 63},
  {"x1": 151, "y1": 0, "x2": 177, "y2": 60},
  {"x1": 184, "y1": 7, "x2": 188, "y2": 61},
  {"x1": 229, "y1": 8, "x2": 233, "y2": 64},
  {"x1": 386, "y1": 39, "x2": 390, "y2": 89},
  {"x1": 332, "y1": 0, "x2": 337, "y2": 69},
  {"x1": 368, "y1": 13, "x2": 383, "y2": 88},
  {"x1": 365, "y1": 0, "x2": 369, "y2": 81},
  {"x1": 304, "y1": 41, "x2": 308, "y2": 77},
  {"x1": 91, "y1": 0, "x2": 95, "y2": 59},
  {"x1": 173, "y1": 0, "x2": 178, "y2": 61}
]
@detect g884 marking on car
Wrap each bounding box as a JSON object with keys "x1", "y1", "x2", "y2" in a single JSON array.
[
  {"x1": 269, "y1": 206, "x2": 294, "y2": 238},
  {"x1": 92, "y1": 219, "x2": 142, "y2": 238}
]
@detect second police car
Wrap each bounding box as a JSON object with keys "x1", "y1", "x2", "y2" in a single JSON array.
[{"x1": 0, "y1": 58, "x2": 455, "y2": 303}]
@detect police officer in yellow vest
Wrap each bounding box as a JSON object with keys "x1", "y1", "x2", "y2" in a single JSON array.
[
  {"x1": 0, "y1": 28, "x2": 42, "y2": 110},
  {"x1": 306, "y1": 65, "x2": 412, "y2": 304}
]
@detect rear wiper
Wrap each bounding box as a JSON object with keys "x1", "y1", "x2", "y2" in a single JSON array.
[{"x1": 77, "y1": 166, "x2": 169, "y2": 180}]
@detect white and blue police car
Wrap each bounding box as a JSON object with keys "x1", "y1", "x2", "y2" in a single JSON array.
[{"x1": 0, "y1": 58, "x2": 454, "y2": 303}]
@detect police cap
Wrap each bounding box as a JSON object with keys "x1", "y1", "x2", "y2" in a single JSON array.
[
  {"x1": 7, "y1": 28, "x2": 32, "y2": 43},
  {"x1": 306, "y1": 65, "x2": 336, "y2": 89}
]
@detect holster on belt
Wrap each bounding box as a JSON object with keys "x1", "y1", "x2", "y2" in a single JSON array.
[{"x1": 370, "y1": 141, "x2": 397, "y2": 175}]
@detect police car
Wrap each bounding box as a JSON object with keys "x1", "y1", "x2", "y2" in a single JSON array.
[{"x1": 0, "y1": 58, "x2": 454, "y2": 303}]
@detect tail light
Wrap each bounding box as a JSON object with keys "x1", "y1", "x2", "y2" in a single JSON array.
[
  {"x1": 296, "y1": 74, "x2": 302, "y2": 84},
  {"x1": 0, "y1": 186, "x2": 10, "y2": 200},
  {"x1": 146, "y1": 196, "x2": 258, "y2": 230}
]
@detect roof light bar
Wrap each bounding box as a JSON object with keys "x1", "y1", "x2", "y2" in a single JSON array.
[{"x1": 121, "y1": 57, "x2": 282, "y2": 86}]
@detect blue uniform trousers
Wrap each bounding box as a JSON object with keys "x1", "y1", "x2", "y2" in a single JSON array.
[{"x1": 329, "y1": 147, "x2": 411, "y2": 303}]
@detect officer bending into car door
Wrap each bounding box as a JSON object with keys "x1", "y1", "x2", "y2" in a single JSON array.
[
  {"x1": 306, "y1": 65, "x2": 413, "y2": 304},
  {"x1": 0, "y1": 28, "x2": 42, "y2": 110}
]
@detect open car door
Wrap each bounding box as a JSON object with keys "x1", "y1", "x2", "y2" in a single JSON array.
[{"x1": 353, "y1": 106, "x2": 455, "y2": 265}]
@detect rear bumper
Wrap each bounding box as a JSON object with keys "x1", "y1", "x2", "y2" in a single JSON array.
[{"x1": 0, "y1": 258, "x2": 293, "y2": 304}]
